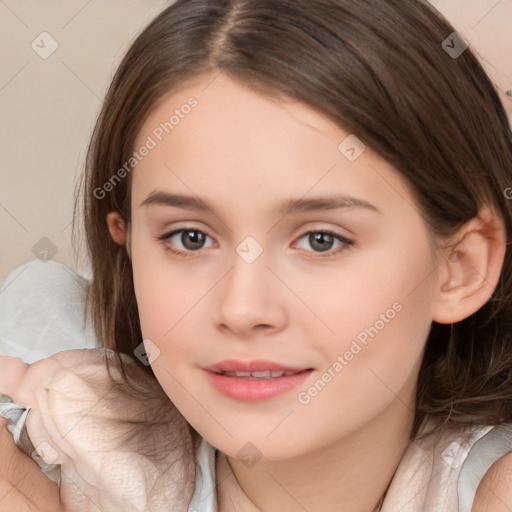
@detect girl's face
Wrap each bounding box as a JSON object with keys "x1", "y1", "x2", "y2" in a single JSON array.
[{"x1": 128, "y1": 71, "x2": 440, "y2": 460}]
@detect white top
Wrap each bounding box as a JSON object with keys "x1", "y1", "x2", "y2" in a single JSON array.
[{"x1": 1, "y1": 259, "x2": 512, "y2": 511}]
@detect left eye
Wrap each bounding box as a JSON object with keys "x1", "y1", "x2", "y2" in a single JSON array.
[{"x1": 295, "y1": 231, "x2": 353, "y2": 254}]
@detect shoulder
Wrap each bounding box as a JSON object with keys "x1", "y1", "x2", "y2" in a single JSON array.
[{"x1": 472, "y1": 449, "x2": 512, "y2": 512}]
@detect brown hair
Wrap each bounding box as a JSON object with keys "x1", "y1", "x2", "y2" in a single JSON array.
[{"x1": 73, "y1": 0, "x2": 512, "y2": 440}]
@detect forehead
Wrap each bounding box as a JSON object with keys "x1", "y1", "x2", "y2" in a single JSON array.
[
  {"x1": 135, "y1": 72, "x2": 344, "y2": 162},
  {"x1": 130, "y1": 72, "x2": 415, "y2": 220}
]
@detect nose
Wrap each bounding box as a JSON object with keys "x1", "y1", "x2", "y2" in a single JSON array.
[{"x1": 212, "y1": 252, "x2": 288, "y2": 338}]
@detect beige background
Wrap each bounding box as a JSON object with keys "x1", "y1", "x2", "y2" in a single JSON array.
[{"x1": 1, "y1": 0, "x2": 511, "y2": 285}]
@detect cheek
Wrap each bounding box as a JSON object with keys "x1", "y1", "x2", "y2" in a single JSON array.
[
  {"x1": 285, "y1": 231, "x2": 435, "y2": 353},
  {"x1": 298, "y1": 251, "x2": 431, "y2": 404},
  {"x1": 134, "y1": 276, "x2": 209, "y2": 372},
  {"x1": 290, "y1": 233, "x2": 436, "y2": 408},
  {"x1": 294, "y1": 290, "x2": 431, "y2": 450},
  {"x1": 131, "y1": 258, "x2": 207, "y2": 411},
  {"x1": 130, "y1": 222, "x2": 206, "y2": 340}
]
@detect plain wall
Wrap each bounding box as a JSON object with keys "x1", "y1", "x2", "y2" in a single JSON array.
[{"x1": 1, "y1": 0, "x2": 511, "y2": 284}]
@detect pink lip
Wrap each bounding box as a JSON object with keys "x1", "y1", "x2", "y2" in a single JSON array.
[
  {"x1": 203, "y1": 360, "x2": 314, "y2": 402},
  {"x1": 203, "y1": 359, "x2": 310, "y2": 373}
]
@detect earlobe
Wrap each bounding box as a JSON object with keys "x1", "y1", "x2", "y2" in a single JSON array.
[
  {"x1": 106, "y1": 212, "x2": 126, "y2": 246},
  {"x1": 431, "y1": 207, "x2": 506, "y2": 324}
]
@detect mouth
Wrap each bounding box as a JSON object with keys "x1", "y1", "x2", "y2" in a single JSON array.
[
  {"x1": 203, "y1": 360, "x2": 314, "y2": 401},
  {"x1": 214, "y1": 369, "x2": 309, "y2": 379}
]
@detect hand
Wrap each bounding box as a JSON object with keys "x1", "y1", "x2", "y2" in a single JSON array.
[
  {"x1": 0, "y1": 417, "x2": 63, "y2": 512},
  {"x1": 0, "y1": 349, "x2": 196, "y2": 512}
]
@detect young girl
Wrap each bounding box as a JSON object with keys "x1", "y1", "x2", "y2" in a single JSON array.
[{"x1": 1, "y1": 0, "x2": 512, "y2": 510}]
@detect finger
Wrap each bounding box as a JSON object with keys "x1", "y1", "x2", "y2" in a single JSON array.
[
  {"x1": 1, "y1": 355, "x2": 62, "y2": 409},
  {"x1": 0, "y1": 480, "x2": 34, "y2": 512},
  {"x1": 0, "y1": 418, "x2": 62, "y2": 512},
  {"x1": 0, "y1": 357, "x2": 29, "y2": 401}
]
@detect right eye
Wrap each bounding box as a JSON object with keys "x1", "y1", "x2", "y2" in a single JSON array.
[{"x1": 157, "y1": 228, "x2": 216, "y2": 257}]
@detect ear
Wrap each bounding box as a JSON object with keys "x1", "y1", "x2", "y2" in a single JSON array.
[
  {"x1": 106, "y1": 211, "x2": 126, "y2": 246},
  {"x1": 431, "y1": 206, "x2": 507, "y2": 324}
]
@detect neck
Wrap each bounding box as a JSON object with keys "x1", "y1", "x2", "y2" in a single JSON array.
[{"x1": 216, "y1": 386, "x2": 416, "y2": 512}]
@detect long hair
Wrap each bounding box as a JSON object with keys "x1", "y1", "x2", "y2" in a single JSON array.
[{"x1": 73, "y1": 0, "x2": 512, "y2": 440}]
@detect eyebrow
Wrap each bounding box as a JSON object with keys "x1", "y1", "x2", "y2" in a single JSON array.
[{"x1": 140, "y1": 191, "x2": 380, "y2": 215}]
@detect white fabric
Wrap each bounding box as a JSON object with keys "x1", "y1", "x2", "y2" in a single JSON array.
[
  {"x1": 0, "y1": 259, "x2": 98, "y2": 362},
  {"x1": 458, "y1": 423, "x2": 512, "y2": 511},
  {"x1": 187, "y1": 437, "x2": 218, "y2": 512}
]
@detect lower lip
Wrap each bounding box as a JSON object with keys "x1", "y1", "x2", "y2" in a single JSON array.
[{"x1": 204, "y1": 369, "x2": 314, "y2": 402}]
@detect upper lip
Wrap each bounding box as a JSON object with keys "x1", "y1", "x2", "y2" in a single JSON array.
[{"x1": 204, "y1": 360, "x2": 312, "y2": 373}]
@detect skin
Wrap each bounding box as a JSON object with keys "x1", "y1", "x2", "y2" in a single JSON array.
[
  {"x1": 0, "y1": 417, "x2": 62, "y2": 512},
  {"x1": 106, "y1": 70, "x2": 507, "y2": 511}
]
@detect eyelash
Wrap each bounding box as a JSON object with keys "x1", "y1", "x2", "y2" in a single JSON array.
[{"x1": 156, "y1": 228, "x2": 354, "y2": 259}]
